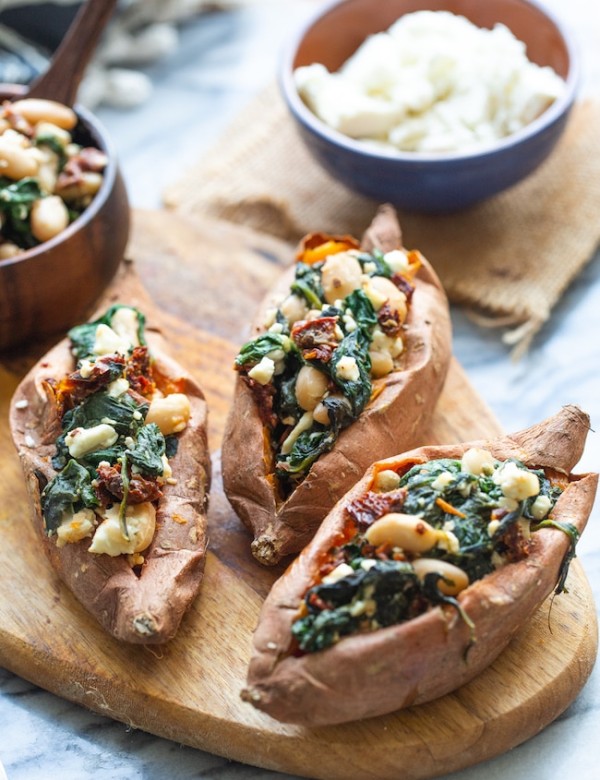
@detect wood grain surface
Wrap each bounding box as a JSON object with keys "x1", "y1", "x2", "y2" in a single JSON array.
[{"x1": 0, "y1": 209, "x2": 596, "y2": 780}]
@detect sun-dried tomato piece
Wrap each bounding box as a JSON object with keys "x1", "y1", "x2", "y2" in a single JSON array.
[
  {"x1": 345, "y1": 489, "x2": 407, "y2": 529},
  {"x1": 242, "y1": 375, "x2": 277, "y2": 428},
  {"x1": 291, "y1": 316, "x2": 339, "y2": 363},
  {"x1": 126, "y1": 346, "x2": 155, "y2": 397},
  {"x1": 54, "y1": 355, "x2": 126, "y2": 416},
  {"x1": 95, "y1": 462, "x2": 162, "y2": 506},
  {"x1": 391, "y1": 273, "x2": 415, "y2": 303},
  {"x1": 377, "y1": 301, "x2": 402, "y2": 336}
]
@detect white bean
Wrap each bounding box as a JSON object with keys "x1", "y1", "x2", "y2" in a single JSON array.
[
  {"x1": 145, "y1": 393, "x2": 191, "y2": 435},
  {"x1": 295, "y1": 365, "x2": 329, "y2": 411},
  {"x1": 30, "y1": 196, "x2": 70, "y2": 242},
  {"x1": 280, "y1": 294, "x2": 308, "y2": 325},
  {"x1": 321, "y1": 252, "x2": 362, "y2": 304},
  {"x1": 374, "y1": 469, "x2": 401, "y2": 492},
  {"x1": 411, "y1": 558, "x2": 469, "y2": 596},
  {"x1": 0, "y1": 242, "x2": 21, "y2": 259},
  {"x1": 0, "y1": 137, "x2": 38, "y2": 180},
  {"x1": 57, "y1": 171, "x2": 103, "y2": 202},
  {"x1": 11, "y1": 98, "x2": 77, "y2": 130},
  {"x1": 369, "y1": 276, "x2": 408, "y2": 322},
  {"x1": 34, "y1": 121, "x2": 72, "y2": 148},
  {"x1": 312, "y1": 401, "x2": 330, "y2": 425},
  {"x1": 365, "y1": 513, "x2": 441, "y2": 552}
]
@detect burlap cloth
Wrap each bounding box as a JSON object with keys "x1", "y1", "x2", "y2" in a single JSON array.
[{"x1": 164, "y1": 86, "x2": 600, "y2": 357}]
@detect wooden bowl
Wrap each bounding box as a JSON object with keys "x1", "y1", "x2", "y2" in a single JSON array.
[{"x1": 0, "y1": 88, "x2": 129, "y2": 351}]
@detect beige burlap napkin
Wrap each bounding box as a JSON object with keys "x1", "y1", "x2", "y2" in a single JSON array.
[{"x1": 164, "y1": 86, "x2": 600, "y2": 357}]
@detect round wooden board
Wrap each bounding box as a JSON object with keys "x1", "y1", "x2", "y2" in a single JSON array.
[{"x1": 0, "y1": 210, "x2": 597, "y2": 780}]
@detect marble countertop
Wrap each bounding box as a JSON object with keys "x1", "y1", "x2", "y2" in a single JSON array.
[{"x1": 1, "y1": 1, "x2": 598, "y2": 778}]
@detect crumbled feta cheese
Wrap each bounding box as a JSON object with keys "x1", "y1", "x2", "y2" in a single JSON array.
[
  {"x1": 110, "y1": 306, "x2": 140, "y2": 347},
  {"x1": 248, "y1": 356, "x2": 276, "y2": 385},
  {"x1": 342, "y1": 312, "x2": 358, "y2": 333},
  {"x1": 488, "y1": 519, "x2": 501, "y2": 537},
  {"x1": 107, "y1": 377, "x2": 129, "y2": 397},
  {"x1": 56, "y1": 508, "x2": 97, "y2": 548},
  {"x1": 78, "y1": 359, "x2": 94, "y2": 379},
  {"x1": 360, "y1": 558, "x2": 378, "y2": 571},
  {"x1": 269, "y1": 322, "x2": 284, "y2": 334},
  {"x1": 93, "y1": 323, "x2": 131, "y2": 357},
  {"x1": 294, "y1": 10, "x2": 566, "y2": 154},
  {"x1": 493, "y1": 461, "x2": 540, "y2": 501},
  {"x1": 462, "y1": 447, "x2": 495, "y2": 476},
  {"x1": 336, "y1": 355, "x2": 360, "y2": 382},
  {"x1": 65, "y1": 423, "x2": 118, "y2": 459},
  {"x1": 530, "y1": 493, "x2": 552, "y2": 520},
  {"x1": 322, "y1": 562, "x2": 354, "y2": 584},
  {"x1": 431, "y1": 471, "x2": 454, "y2": 491},
  {"x1": 384, "y1": 249, "x2": 411, "y2": 274}
]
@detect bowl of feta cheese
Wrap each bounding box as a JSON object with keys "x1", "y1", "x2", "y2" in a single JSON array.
[{"x1": 281, "y1": 0, "x2": 579, "y2": 212}]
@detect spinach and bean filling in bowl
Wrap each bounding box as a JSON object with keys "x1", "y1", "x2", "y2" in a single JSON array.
[
  {"x1": 234, "y1": 235, "x2": 422, "y2": 496},
  {"x1": 0, "y1": 98, "x2": 108, "y2": 257},
  {"x1": 291, "y1": 449, "x2": 577, "y2": 654},
  {"x1": 39, "y1": 305, "x2": 191, "y2": 567}
]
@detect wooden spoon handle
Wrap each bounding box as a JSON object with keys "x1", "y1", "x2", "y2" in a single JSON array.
[{"x1": 26, "y1": 0, "x2": 119, "y2": 106}]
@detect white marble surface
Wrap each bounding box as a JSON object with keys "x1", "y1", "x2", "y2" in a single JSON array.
[{"x1": 1, "y1": 1, "x2": 599, "y2": 778}]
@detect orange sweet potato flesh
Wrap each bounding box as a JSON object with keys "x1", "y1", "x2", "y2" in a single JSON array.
[
  {"x1": 221, "y1": 205, "x2": 452, "y2": 565},
  {"x1": 241, "y1": 406, "x2": 597, "y2": 725},
  {"x1": 10, "y1": 326, "x2": 210, "y2": 644}
]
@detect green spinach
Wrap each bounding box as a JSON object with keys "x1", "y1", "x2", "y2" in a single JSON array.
[
  {"x1": 68, "y1": 305, "x2": 146, "y2": 362},
  {"x1": 41, "y1": 459, "x2": 99, "y2": 534}
]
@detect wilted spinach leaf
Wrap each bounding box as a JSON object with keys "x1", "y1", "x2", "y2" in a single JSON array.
[
  {"x1": 328, "y1": 330, "x2": 372, "y2": 416},
  {"x1": 126, "y1": 423, "x2": 165, "y2": 476},
  {"x1": 290, "y1": 262, "x2": 324, "y2": 308},
  {"x1": 276, "y1": 428, "x2": 336, "y2": 478},
  {"x1": 292, "y1": 560, "x2": 419, "y2": 652},
  {"x1": 41, "y1": 459, "x2": 99, "y2": 533},
  {"x1": 62, "y1": 390, "x2": 146, "y2": 437},
  {"x1": 235, "y1": 333, "x2": 289, "y2": 368},
  {"x1": 357, "y1": 248, "x2": 392, "y2": 278},
  {"x1": 68, "y1": 305, "x2": 146, "y2": 362},
  {"x1": 0, "y1": 177, "x2": 43, "y2": 248},
  {"x1": 344, "y1": 289, "x2": 377, "y2": 332}
]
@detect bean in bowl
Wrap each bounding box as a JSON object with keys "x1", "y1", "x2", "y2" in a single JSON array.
[{"x1": 0, "y1": 97, "x2": 108, "y2": 258}]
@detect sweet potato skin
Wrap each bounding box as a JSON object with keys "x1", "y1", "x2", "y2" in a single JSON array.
[
  {"x1": 10, "y1": 326, "x2": 210, "y2": 644},
  {"x1": 222, "y1": 205, "x2": 452, "y2": 565},
  {"x1": 242, "y1": 406, "x2": 597, "y2": 725}
]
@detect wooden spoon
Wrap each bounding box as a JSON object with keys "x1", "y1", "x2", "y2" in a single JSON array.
[{"x1": 26, "y1": 0, "x2": 119, "y2": 106}]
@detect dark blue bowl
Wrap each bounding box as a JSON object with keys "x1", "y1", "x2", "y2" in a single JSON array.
[{"x1": 280, "y1": 0, "x2": 579, "y2": 214}]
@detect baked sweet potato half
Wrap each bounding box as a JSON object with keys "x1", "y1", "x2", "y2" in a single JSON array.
[
  {"x1": 241, "y1": 406, "x2": 597, "y2": 725},
  {"x1": 10, "y1": 304, "x2": 210, "y2": 644},
  {"x1": 222, "y1": 205, "x2": 451, "y2": 565}
]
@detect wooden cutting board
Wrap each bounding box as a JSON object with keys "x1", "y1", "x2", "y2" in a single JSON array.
[{"x1": 0, "y1": 209, "x2": 596, "y2": 780}]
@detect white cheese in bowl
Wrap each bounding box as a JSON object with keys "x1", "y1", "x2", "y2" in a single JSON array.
[{"x1": 294, "y1": 10, "x2": 566, "y2": 154}]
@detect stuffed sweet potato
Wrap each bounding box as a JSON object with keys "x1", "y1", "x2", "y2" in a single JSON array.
[
  {"x1": 222, "y1": 205, "x2": 451, "y2": 565},
  {"x1": 10, "y1": 304, "x2": 210, "y2": 644},
  {"x1": 241, "y1": 406, "x2": 597, "y2": 725}
]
